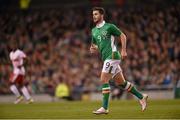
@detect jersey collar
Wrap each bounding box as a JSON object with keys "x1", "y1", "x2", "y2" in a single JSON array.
[{"x1": 96, "y1": 21, "x2": 105, "y2": 28}]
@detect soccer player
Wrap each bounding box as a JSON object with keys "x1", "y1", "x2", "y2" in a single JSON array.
[
  {"x1": 9, "y1": 49, "x2": 34, "y2": 104},
  {"x1": 90, "y1": 7, "x2": 148, "y2": 114}
]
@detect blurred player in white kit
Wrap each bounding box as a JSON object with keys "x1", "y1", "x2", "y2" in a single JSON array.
[{"x1": 9, "y1": 49, "x2": 34, "y2": 104}]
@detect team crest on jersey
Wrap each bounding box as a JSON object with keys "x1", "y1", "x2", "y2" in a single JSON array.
[
  {"x1": 102, "y1": 30, "x2": 107, "y2": 36},
  {"x1": 101, "y1": 30, "x2": 108, "y2": 39}
]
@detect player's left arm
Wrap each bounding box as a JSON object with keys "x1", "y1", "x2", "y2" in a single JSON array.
[
  {"x1": 110, "y1": 24, "x2": 127, "y2": 60},
  {"x1": 119, "y1": 33, "x2": 127, "y2": 60}
]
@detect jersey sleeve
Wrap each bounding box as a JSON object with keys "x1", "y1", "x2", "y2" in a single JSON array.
[
  {"x1": 109, "y1": 24, "x2": 122, "y2": 36},
  {"x1": 92, "y1": 36, "x2": 97, "y2": 45}
]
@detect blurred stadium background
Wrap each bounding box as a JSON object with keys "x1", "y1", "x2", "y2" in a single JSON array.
[{"x1": 0, "y1": 0, "x2": 180, "y2": 103}]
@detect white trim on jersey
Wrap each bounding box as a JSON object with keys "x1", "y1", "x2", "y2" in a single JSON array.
[
  {"x1": 111, "y1": 35, "x2": 117, "y2": 52},
  {"x1": 96, "y1": 21, "x2": 105, "y2": 28}
]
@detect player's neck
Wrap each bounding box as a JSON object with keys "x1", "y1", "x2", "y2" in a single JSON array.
[{"x1": 96, "y1": 20, "x2": 105, "y2": 28}]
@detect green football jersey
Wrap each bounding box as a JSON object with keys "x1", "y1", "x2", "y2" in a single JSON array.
[{"x1": 91, "y1": 21, "x2": 122, "y2": 61}]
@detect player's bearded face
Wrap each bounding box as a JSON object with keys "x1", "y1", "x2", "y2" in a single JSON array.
[{"x1": 93, "y1": 11, "x2": 103, "y2": 24}]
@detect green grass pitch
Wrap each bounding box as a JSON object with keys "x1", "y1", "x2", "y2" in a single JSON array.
[{"x1": 0, "y1": 99, "x2": 180, "y2": 119}]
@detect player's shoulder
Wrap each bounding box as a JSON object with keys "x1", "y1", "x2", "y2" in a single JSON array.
[
  {"x1": 105, "y1": 22, "x2": 111, "y2": 25},
  {"x1": 106, "y1": 23, "x2": 117, "y2": 27}
]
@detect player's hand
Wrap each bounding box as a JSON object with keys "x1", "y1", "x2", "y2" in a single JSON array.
[
  {"x1": 90, "y1": 44, "x2": 98, "y2": 53},
  {"x1": 121, "y1": 49, "x2": 127, "y2": 60}
]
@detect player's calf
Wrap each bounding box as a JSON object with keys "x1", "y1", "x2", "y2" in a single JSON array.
[{"x1": 119, "y1": 81, "x2": 148, "y2": 111}]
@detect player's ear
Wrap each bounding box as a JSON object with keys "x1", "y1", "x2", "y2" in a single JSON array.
[{"x1": 101, "y1": 14, "x2": 104, "y2": 19}]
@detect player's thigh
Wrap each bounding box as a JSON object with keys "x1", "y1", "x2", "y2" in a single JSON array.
[
  {"x1": 113, "y1": 71, "x2": 126, "y2": 85},
  {"x1": 101, "y1": 60, "x2": 120, "y2": 83},
  {"x1": 100, "y1": 72, "x2": 112, "y2": 83}
]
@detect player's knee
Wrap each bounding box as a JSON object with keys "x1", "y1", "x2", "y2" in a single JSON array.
[
  {"x1": 115, "y1": 78, "x2": 124, "y2": 85},
  {"x1": 100, "y1": 73, "x2": 112, "y2": 83},
  {"x1": 119, "y1": 81, "x2": 133, "y2": 91},
  {"x1": 113, "y1": 72, "x2": 125, "y2": 85}
]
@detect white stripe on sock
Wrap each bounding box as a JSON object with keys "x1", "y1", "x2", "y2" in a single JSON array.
[
  {"x1": 102, "y1": 87, "x2": 111, "y2": 90},
  {"x1": 125, "y1": 82, "x2": 131, "y2": 90}
]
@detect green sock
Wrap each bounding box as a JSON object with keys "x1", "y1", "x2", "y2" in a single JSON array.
[
  {"x1": 119, "y1": 81, "x2": 143, "y2": 99},
  {"x1": 102, "y1": 83, "x2": 110, "y2": 110},
  {"x1": 129, "y1": 86, "x2": 143, "y2": 99}
]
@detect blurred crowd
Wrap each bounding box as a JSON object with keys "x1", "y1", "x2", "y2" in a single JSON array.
[{"x1": 0, "y1": 2, "x2": 179, "y2": 100}]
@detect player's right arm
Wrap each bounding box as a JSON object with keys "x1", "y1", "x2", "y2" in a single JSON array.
[
  {"x1": 90, "y1": 43, "x2": 98, "y2": 53},
  {"x1": 90, "y1": 29, "x2": 98, "y2": 53}
]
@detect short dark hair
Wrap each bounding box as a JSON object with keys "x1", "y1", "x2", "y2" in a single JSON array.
[{"x1": 92, "y1": 7, "x2": 105, "y2": 15}]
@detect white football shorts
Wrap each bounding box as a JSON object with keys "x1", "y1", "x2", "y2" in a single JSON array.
[{"x1": 102, "y1": 59, "x2": 122, "y2": 78}]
